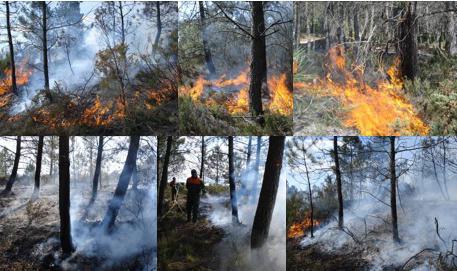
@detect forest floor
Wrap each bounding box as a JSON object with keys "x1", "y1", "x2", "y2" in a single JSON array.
[
  {"x1": 287, "y1": 238, "x2": 368, "y2": 271},
  {"x1": 287, "y1": 198, "x2": 457, "y2": 271},
  {"x1": 0, "y1": 98, "x2": 177, "y2": 135},
  {"x1": 0, "y1": 182, "x2": 155, "y2": 271},
  {"x1": 157, "y1": 189, "x2": 225, "y2": 271},
  {"x1": 158, "y1": 184, "x2": 286, "y2": 271},
  {"x1": 179, "y1": 96, "x2": 293, "y2": 136}
]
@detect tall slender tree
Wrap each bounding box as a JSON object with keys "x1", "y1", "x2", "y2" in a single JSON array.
[
  {"x1": 59, "y1": 136, "x2": 74, "y2": 255},
  {"x1": 333, "y1": 136, "x2": 344, "y2": 229},
  {"x1": 389, "y1": 136, "x2": 400, "y2": 242},
  {"x1": 198, "y1": 1, "x2": 216, "y2": 75},
  {"x1": 228, "y1": 136, "x2": 239, "y2": 223},
  {"x1": 101, "y1": 136, "x2": 140, "y2": 231},
  {"x1": 5, "y1": 1, "x2": 17, "y2": 95},
  {"x1": 251, "y1": 136, "x2": 285, "y2": 249},
  {"x1": 1, "y1": 136, "x2": 21, "y2": 195},
  {"x1": 88, "y1": 136, "x2": 104, "y2": 207},
  {"x1": 249, "y1": 1, "x2": 267, "y2": 124},
  {"x1": 32, "y1": 136, "x2": 44, "y2": 198},
  {"x1": 157, "y1": 136, "x2": 172, "y2": 217}
]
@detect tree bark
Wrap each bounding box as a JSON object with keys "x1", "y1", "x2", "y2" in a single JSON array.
[
  {"x1": 33, "y1": 136, "x2": 44, "y2": 198},
  {"x1": 200, "y1": 136, "x2": 205, "y2": 180},
  {"x1": 353, "y1": 4, "x2": 360, "y2": 42},
  {"x1": 249, "y1": 1, "x2": 267, "y2": 124},
  {"x1": 101, "y1": 136, "x2": 140, "y2": 231},
  {"x1": 49, "y1": 137, "x2": 55, "y2": 183},
  {"x1": 2, "y1": 136, "x2": 21, "y2": 195},
  {"x1": 445, "y1": 2, "x2": 457, "y2": 56},
  {"x1": 154, "y1": 1, "x2": 162, "y2": 48},
  {"x1": 88, "y1": 136, "x2": 103, "y2": 206},
  {"x1": 199, "y1": 1, "x2": 216, "y2": 75},
  {"x1": 251, "y1": 136, "x2": 285, "y2": 249},
  {"x1": 157, "y1": 136, "x2": 172, "y2": 217},
  {"x1": 396, "y1": 2, "x2": 418, "y2": 81},
  {"x1": 5, "y1": 1, "x2": 17, "y2": 95},
  {"x1": 59, "y1": 136, "x2": 74, "y2": 255},
  {"x1": 389, "y1": 136, "x2": 400, "y2": 243},
  {"x1": 334, "y1": 136, "x2": 344, "y2": 229},
  {"x1": 294, "y1": 2, "x2": 301, "y2": 48},
  {"x1": 228, "y1": 136, "x2": 239, "y2": 223},
  {"x1": 41, "y1": 2, "x2": 52, "y2": 102},
  {"x1": 251, "y1": 136, "x2": 261, "y2": 203},
  {"x1": 246, "y1": 136, "x2": 252, "y2": 168},
  {"x1": 303, "y1": 153, "x2": 314, "y2": 238}
]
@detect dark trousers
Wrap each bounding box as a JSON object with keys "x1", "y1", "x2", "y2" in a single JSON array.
[
  {"x1": 171, "y1": 187, "x2": 177, "y2": 201},
  {"x1": 186, "y1": 192, "x2": 200, "y2": 222}
]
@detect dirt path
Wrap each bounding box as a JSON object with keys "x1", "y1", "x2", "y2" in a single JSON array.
[{"x1": 158, "y1": 194, "x2": 225, "y2": 271}]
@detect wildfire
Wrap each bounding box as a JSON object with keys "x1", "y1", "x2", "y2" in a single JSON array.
[
  {"x1": 180, "y1": 68, "x2": 293, "y2": 116},
  {"x1": 288, "y1": 212, "x2": 320, "y2": 239},
  {"x1": 268, "y1": 74, "x2": 293, "y2": 115},
  {"x1": 297, "y1": 46, "x2": 429, "y2": 136},
  {"x1": 0, "y1": 60, "x2": 32, "y2": 97}
]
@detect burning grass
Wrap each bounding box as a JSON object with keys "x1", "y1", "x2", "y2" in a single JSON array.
[
  {"x1": 0, "y1": 59, "x2": 177, "y2": 135},
  {"x1": 294, "y1": 46, "x2": 430, "y2": 136},
  {"x1": 179, "y1": 68, "x2": 293, "y2": 135}
]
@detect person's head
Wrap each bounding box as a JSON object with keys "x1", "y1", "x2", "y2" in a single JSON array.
[
  {"x1": 191, "y1": 169, "x2": 198, "y2": 178},
  {"x1": 172, "y1": 177, "x2": 176, "y2": 181}
]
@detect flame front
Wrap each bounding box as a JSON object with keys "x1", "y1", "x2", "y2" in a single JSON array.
[
  {"x1": 0, "y1": 62, "x2": 32, "y2": 95},
  {"x1": 288, "y1": 212, "x2": 320, "y2": 239},
  {"x1": 180, "y1": 68, "x2": 293, "y2": 116},
  {"x1": 296, "y1": 46, "x2": 429, "y2": 136}
]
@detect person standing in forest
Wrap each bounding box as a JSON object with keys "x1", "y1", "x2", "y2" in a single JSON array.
[
  {"x1": 169, "y1": 177, "x2": 177, "y2": 201},
  {"x1": 186, "y1": 169, "x2": 205, "y2": 223}
]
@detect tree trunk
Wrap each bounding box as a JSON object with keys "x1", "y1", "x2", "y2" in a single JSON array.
[
  {"x1": 251, "y1": 136, "x2": 285, "y2": 249},
  {"x1": 132, "y1": 164, "x2": 139, "y2": 190},
  {"x1": 333, "y1": 136, "x2": 344, "y2": 229},
  {"x1": 396, "y1": 2, "x2": 418, "y2": 81},
  {"x1": 199, "y1": 1, "x2": 216, "y2": 75},
  {"x1": 353, "y1": 4, "x2": 360, "y2": 42},
  {"x1": 246, "y1": 136, "x2": 252, "y2": 168},
  {"x1": 389, "y1": 136, "x2": 400, "y2": 243},
  {"x1": 154, "y1": 1, "x2": 162, "y2": 48},
  {"x1": 50, "y1": 137, "x2": 54, "y2": 183},
  {"x1": 59, "y1": 136, "x2": 74, "y2": 255},
  {"x1": 200, "y1": 136, "x2": 205, "y2": 180},
  {"x1": 228, "y1": 136, "x2": 239, "y2": 223},
  {"x1": 251, "y1": 136, "x2": 261, "y2": 203},
  {"x1": 157, "y1": 137, "x2": 161, "y2": 190},
  {"x1": 294, "y1": 2, "x2": 301, "y2": 48},
  {"x1": 33, "y1": 136, "x2": 44, "y2": 198},
  {"x1": 445, "y1": 2, "x2": 457, "y2": 56},
  {"x1": 303, "y1": 155, "x2": 314, "y2": 238},
  {"x1": 41, "y1": 1, "x2": 52, "y2": 102},
  {"x1": 157, "y1": 136, "x2": 172, "y2": 217},
  {"x1": 5, "y1": 1, "x2": 17, "y2": 95},
  {"x1": 249, "y1": 1, "x2": 267, "y2": 124},
  {"x1": 101, "y1": 136, "x2": 140, "y2": 231},
  {"x1": 2, "y1": 136, "x2": 21, "y2": 195},
  {"x1": 89, "y1": 136, "x2": 103, "y2": 206}
]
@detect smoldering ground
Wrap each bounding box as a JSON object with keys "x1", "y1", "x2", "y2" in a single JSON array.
[
  {"x1": 291, "y1": 164, "x2": 457, "y2": 270},
  {"x1": 0, "y1": 137, "x2": 157, "y2": 271},
  {"x1": 203, "y1": 164, "x2": 286, "y2": 271}
]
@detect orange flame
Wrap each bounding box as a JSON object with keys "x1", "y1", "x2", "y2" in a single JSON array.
[
  {"x1": 181, "y1": 69, "x2": 293, "y2": 116},
  {"x1": 288, "y1": 212, "x2": 320, "y2": 239},
  {"x1": 0, "y1": 61, "x2": 32, "y2": 96},
  {"x1": 297, "y1": 46, "x2": 429, "y2": 135}
]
